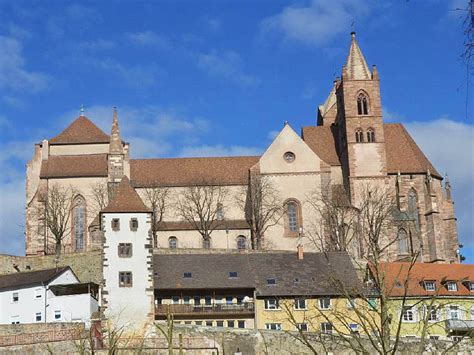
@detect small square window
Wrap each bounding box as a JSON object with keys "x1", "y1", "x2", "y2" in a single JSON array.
[
  {"x1": 447, "y1": 282, "x2": 458, "y2": 292},
  {"x1": 183, "y1": 272, "x2": 192, "y2": 278},
  {"x1": 172, "y1": 296, "x2": 179, "y2": 304},
  {"x1": 10, "y1": 316, "x2": 20, "y2": 325},
  {"x1": 266, "y1": 278, "x2": 276, "y2": 285},
  {"x1": 320, "y1": 322, "x2": 333, "y2": 334},
  {"x1": 297, "y1": 323, "x2": 308, "y2": 331},
  {"x1": 424, "y1": 281, "x2": 436, "y2": 291},
  {"x1": 35, "y1": 312, "x2": 42, "y2": 322},
  {"x1": 229, "y1": 271, "x2": 238, "y2": 278},
  {"x1": 265, "y1": 323, "x2": 282, "y2": 330},
  {"x1": 238, "y1": 320, "x2": 245, "y2": 329},
  {"x1": 227, "y1": 320, "x2": 235, "y2": 328},
  {"x1": 226, "y1": 296, "x2": 233, "y2": 305},
  {"x1": 35, "y1": 288, "x2": 42, "y2": 299},
  {"x1": 12, "y1": 292, "x2": 19, "y2": 302},
  {"x1": 349, "y1": 323, "x2": 359, "y2": 333},
  {"x1": 130, "y1": 218, "x2": 139, "y2": 231},
  {"x1": 111, "y1": 218, "x2": 120, "y2": 231},
  {"x1": 368, "y1": 298, "x2": 377, "y2": 311},
  {"x1": 319, "y1": 298, "x2": 331, "y2": 310},
  {"x1": 118, "y1": 272, "x2": 133, "y2": 287},
  {"x1": 216, "y1": 321, "x2": 224, "y2": 327},
  {"x1": 205, "y1": 321, "x2": 213, "y2": 327},
  {"x1": 430, "y1": 335, "x2": 440, "y2": 340},
  {"x1": 469, "y1": 282, "x2": 474, "y2": 292},
  {"x1": 402, "y1": 306, "x2": 416, "y2": 322},
  {"x1": 54, "y1": 310, "x2": 61, "y2": 320},
  {"x1": 294, "y1": 298, "x2": 307, "y2": 310},
  {"x1": 118, "y1": 243, "x2": 133, "y2": 257},
  {"x1": 264, "y1": 299, "x2": 279, "y2": 310},
  {"x1": 183, "y1": 296, "x2": 190, "y2": 304}
]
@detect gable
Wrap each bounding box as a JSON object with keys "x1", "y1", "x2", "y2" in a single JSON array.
[
  {"x1": 49, "y1": 116, "x2": 110, "y2": 145},
  {"x1": 259, "y1": 123, "x2": 323, "y2": 174}
]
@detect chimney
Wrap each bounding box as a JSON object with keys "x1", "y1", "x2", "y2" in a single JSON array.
[{"x1": 297, "y1": 244, "x2": 304, "y2": 260}]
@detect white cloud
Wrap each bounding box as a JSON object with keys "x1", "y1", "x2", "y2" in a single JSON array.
[
  {"x1": 260, "y1": 0, "x2": 374, "y2": 47},
  {"x1": 382, "y1": 106, "x2": 404, "y2": 122},
  {"x1": 197, "y1": 50, "x2": 259, "y2": 87},
  {"x1": 126, "y1": 31, "x2": 169, "y2": 47},
  {"x1": 179, "y1": 144, "x2": 262, "y2": 158},
  {"x1": 405, "y1": 118, "x2": 474, "y2": 247},
  {"x1": 0, "y1": 35, "x2": 50, "y2": 93}
]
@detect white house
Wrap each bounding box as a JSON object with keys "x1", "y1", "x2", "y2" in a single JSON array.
[
  {"x1": 101, "y1": 176, "x2": 154, "y2": 334},
  {"x1": 0, "y1": 266, "x2": 98, "y2": 326}
]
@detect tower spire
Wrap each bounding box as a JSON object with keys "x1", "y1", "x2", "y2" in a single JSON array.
[
  {"x1": 80, "y1": 104, "x2": 85, "y2": 117},
  {"x1": 345, "y1": 32, "x2": 371, "y2": 80},
  {"x1": 109, "y1": 106, "x2": 123, "y2": 155}
]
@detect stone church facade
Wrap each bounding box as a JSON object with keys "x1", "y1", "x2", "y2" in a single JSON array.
[{"x1": 25, "y1": 33, "x2": 459, "y2": 264}]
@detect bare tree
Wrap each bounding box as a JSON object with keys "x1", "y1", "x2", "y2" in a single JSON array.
[
  {"x1": 175, "y1": 184, "x2": 229, "y2": 248},
  {"x1": 142, "y1": 186, "x2": 170, "y2": 247},
  {"x1": 34, "y1": 185, "x2": 78, "y2": 257},
  {"x1": 305, "y1": 184, "x2": 359, "y2": 253},
  {"x1": 90, "y1": 181, "x2": 109, "y2": 217},
  {"x1": 239, "y1": 174, "x2": 284, "y2": 249},
  {"x1": 285, "y1": 185, "x2": 471, "y2": 354}
]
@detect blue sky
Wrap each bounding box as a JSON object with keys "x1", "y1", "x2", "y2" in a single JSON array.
[{"x1": 0, "y1": 0, "x2": 472, "y2": 261}]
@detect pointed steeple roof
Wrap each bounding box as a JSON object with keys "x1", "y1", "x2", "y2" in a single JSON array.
[
  {"x1": 102, "y1": 176, "x2": 151, "y2": 213},
  {"x1": 318, "y1": 83, "x2": 337, "y2": 117},
  {"x1": 109, "y1": 107, "x2": 123, "y2": 154},
  {"x1": 344, "y1": 32, "x2": 371, "y2": 80},
  {"x1": 49, "y1": 116, "x2": 110, "y2": 145}
]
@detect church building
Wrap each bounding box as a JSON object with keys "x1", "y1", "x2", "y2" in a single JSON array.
[{"x1": 25, "y1": 33, "x2": 459, "y2": 264}]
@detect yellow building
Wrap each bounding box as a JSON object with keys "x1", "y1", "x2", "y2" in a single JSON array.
[
  {"x1": 379, "y1": 262, "x2": 474, "y2": 341},
  {"x1": 153, "y1": 248, "x2": 372, "y2": 333}
]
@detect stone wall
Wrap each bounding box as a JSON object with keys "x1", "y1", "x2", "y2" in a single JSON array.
[
  {"x1": 0, "y1": 251, "x2": 102, "y2": 284},
  {"x1": 1, "y1": 323, "x2": 473, "y2": 354}
]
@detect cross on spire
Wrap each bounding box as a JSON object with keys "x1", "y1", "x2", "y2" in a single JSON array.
[{"x1": 80, "y1": 104, "x2": 85, "y2": 117}]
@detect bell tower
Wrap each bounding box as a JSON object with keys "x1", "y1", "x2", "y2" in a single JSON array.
[{"x1": 335, "y1": 32, "x2": 388, "y2": 198}]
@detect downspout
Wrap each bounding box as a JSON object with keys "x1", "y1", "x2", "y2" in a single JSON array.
[{"x1": 43, "y1": 282, "x2": 48, "y2": 323}]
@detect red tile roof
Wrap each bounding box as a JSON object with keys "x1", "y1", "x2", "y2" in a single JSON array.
[
  {"x1": 102, "y1": 176, "x2": 151, "y2": 213},
  {"x1": 301, "y1": 125, "x2": 341, "y2": 166},
  {"x1": 40, "y1": 154, "x2": 108, "y2": 178},
  {"x1": 384, "y1": 123, "x2": 440, "y2": 177},
  {"x1": 49, "y1": 116, "x2": 110, "y2": 145},
  {"x1": 302, "y1": 123, "x2": 441, "y2": 178},
  {"x1": 130, "y1": 156, "x2": 259, "y2": 187},
  {"x1": 378, "y1": 262, "x2": 474, "y2": 297}
]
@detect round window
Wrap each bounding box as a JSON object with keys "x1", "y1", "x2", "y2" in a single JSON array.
[{"x1": 283, "y1": 152, "x2": 295, "y2": 163}]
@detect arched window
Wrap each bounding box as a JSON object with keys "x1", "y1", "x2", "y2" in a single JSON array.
[
  {"x1": 357, "y1": 93, "x2": 369, "y2": 115},
  {"x1": 366, "y1": 128, "x2": 375, "y2": 142},
  {"x1": 237, "y1": 236, "x2": 247, "y2": 250},
  {"x1": 398, "y1": 228, "x2": 409, "y2": 255},
  {"x1": 355, "y1": 129, "x2": 364, "y2": 143},
  {"x1": 285, "y1": 200, "x2": 302, "y2": 236},
  {"x1": 169, "y1": 236, "x2": 177, "y2": 249},
  {"x1": 73, "y1": 196, "x2": 86, "y2": 252}
]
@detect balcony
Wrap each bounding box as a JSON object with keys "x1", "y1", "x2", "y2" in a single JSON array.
[
  {"x1": 445, "y1": 319, "x2": 474, "y2": 332},
  {"x1": 155, "y1": 303, "x2": 255, "y2": 318}
]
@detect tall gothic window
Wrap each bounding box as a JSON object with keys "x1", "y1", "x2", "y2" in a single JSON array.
[
  {"x1": 357, "y1": 93, "x2": 369, "y2": 115},
  {"x1": 367, "y1": 128, "x2": 375, "y2": 142},
  {"x1": 73, "y1": 196, "x2": 86, "y2": 252},
  {"x1": 355, "y1": 129, "x2": 364, "y2": 143},
  {"x1": 398, "y1": 228, "x2": 409, "y2": 255},
  {"x1": 407, "y1": 188, "x2": 420, "y2": 231},
  {"x1": 285, "y1": 200, "x2": 302, "y2": 237}
]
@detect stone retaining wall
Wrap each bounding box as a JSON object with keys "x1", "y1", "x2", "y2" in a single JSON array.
[{"x1": 0, "y1": 251, "x2": 102, "y2": 284}]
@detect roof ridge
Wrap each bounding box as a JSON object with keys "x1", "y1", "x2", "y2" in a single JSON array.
[{"x1": 131, "y1": 155, "x2": 260, "y2": 162}]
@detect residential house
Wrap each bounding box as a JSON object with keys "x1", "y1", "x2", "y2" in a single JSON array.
[
  {"x1": 379, "y1": 262, "x2": 474, "y2": 341},
  {"x1": 0, "y1": 267, "x2": 98, "y2": 326}
]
